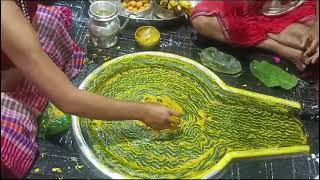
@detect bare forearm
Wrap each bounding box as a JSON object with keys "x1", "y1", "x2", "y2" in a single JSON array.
[{"x1": 65, "y1": 90, "x2": 145, "y2": 120}]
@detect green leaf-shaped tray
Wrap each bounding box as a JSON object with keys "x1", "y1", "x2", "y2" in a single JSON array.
[{"x1": 72, "y1": 52, "x2": 309, "y2": 179}]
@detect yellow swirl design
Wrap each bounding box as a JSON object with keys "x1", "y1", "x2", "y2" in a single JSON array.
[{"x1": 75, "y1": 52, "x2": 309, "y2": 179}]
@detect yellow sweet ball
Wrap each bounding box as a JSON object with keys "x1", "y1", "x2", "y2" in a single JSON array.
[
  {"x1": 121, "y1": 2, "x2": 128, "y2": 8},
  {"x1": 127, "y1": 6, "x2": 134, "y2": 11},
  {"x1": 130, "y1": 1, "x2": 137, "y2": 7},
  {"x1": 138, "y1": 6, "x2": 146, "y2": 11},
  {"x1": 144, "y1": 2, "x2": 150, "y2": 7},
  {"x1": 136, "y1": 1, "x2": 143, "y2": 8}
]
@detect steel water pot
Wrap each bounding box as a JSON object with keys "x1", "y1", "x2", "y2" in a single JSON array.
[{"x1": 88, "y1": 1, "x2": 132, "y2": 48}]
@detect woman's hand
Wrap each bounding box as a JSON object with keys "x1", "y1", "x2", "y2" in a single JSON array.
[
  {"x1": 303, "y1": 24, "x2": 319, "y2": 65},
  {"x1": 141, "y1": 103, "x2": 181, "y2": 130},
  {"x1": 308, "y1": 45, "x2": 319, "y2": 65}
]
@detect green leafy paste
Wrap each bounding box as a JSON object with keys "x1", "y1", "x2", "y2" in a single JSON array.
[
  {"x1": 38, "y1": 103, "x2": 71, "y2": 137},
  {"x1": 79, "y1": 54, "x2": 307, "y2": 179}
]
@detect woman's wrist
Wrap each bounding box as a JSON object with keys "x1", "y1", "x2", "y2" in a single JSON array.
[
  {"x1": 129, "y1": 102, "x2": 148, "y2": 121},
  {"x1": 61, "y1": 88, "x2": 150, "y2": 121}
]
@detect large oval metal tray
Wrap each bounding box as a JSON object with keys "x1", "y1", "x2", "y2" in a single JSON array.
[{"x1": 72, "y1": 52, "x2": 308, "y2": 179}]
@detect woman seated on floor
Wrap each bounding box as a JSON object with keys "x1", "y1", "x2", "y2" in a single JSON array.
[
  {"x1": 191, "y1": 0, "x2": 319, "y2": 72},
  {"x1": 1, "y1": 0, "x2": 179, "y2": 179}
]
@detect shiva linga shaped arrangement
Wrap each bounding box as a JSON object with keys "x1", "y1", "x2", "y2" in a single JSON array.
[{"x1": 72, "y1": 52, "x2": 309, "y2": 179}]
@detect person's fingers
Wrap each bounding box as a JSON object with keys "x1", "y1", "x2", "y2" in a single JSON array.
[
  {"x1": 168, "y1": 109, "x2": 181, "y2": 117},
  {"x1": 158, "y1": 117, "x2": 174, "y2": 129},
  {"x1": 267, "y1": 33, "x2": 277, "y2": 40},
  {"x1": 305, "y1": 38, "x2": 319, "y2": 56},
  {"x1": 168, "y1": 117, "x2": 180, "y2": 126},
  {"x1": 301, "y1": 36, "x2": 312, "y2": 51},
  {"x1": 145, "y1": 120, "x2": 160, "y2": 129},
  {"x1": 161, "y1": 123, "x2": 172, "y2": 130},
  {"x1": 304, "y1": 52, "x2": 312, "y2": 65},
  {"x1": 296, "y1": 62, "x2": 306, "y2": 72},
  {"x1": 152, "y1": 124, "x2": 167, "y2": 130},
  {"x1": 304, "y1": 58, "x2": 311, "y2": 65},
  {"x1": 311, "y1": 48, "x2": 319, "y2": 64},
  {"x1": 168, "y1": 124, "x2": 179, "y2": 130}
]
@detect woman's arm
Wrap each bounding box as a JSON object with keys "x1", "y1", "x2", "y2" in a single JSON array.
[
  {"x1": 303, "y1": 0, "x2": 319, "y2": 64},
  {"x1": 1, "y1": 1, "x2": 180, "y2": 129},
  {"x1": 308, "y1": 0, "x2": 319, "y2": 64}
]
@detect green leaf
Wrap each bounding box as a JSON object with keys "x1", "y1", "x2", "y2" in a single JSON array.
[
  {"x1": 200, "y1": 47, "x2": 242, "y2": 75},
  {"x1": 38, "y1": 102, "x2": 71, "y2": 138},
  {"x1": 250, "y1": 60, "x2": 298, "y2": 90}
]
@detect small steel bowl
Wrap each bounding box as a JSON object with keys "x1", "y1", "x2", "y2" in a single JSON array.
[
  {"x1": 120, "y1": 0, "x2": 153, "y2": 18},
  {"x1": 135, "y1": 26, "x2": 160, "y2": 50}
]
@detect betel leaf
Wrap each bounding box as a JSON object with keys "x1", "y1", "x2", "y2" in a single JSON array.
[
  {"x1": 200, "y1": 47, "x2": 242, "y2": 75},
  {"x1": 250, "y1": 60, "x2": 298, "y2": 90}
]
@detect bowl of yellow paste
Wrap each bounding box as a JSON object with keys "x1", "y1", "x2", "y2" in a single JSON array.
[{"x1": 135, "y1": 26, "x2": 160, "y2": 50}]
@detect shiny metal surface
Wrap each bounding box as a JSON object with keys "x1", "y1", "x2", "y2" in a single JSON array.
[
  {"x1": 87, "y1": 1, "x2": 130, "y2": 48},
  {"x1": 262, "y1": 0, "x2": 304, "y2": 16},
  {"x1": 72, "y1": 51, "x2": 225, "y2": 179},
  {"x1": 152, "y1": 0, "x2": 177, "y2": 19},
  {"x1": 89, "y1": 0, "x2": 200, "y2": 22},
  {"x1": 119, "y1": 0, "x2": 153, "y2": 18}
]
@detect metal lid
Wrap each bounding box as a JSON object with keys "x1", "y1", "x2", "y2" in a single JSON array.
[
  {"x1": 262, "y1": 0, "x2": 304, "y2": 16},
  {"x1": 89, "y1": 1, "x2": 119, "y2": 21}
]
